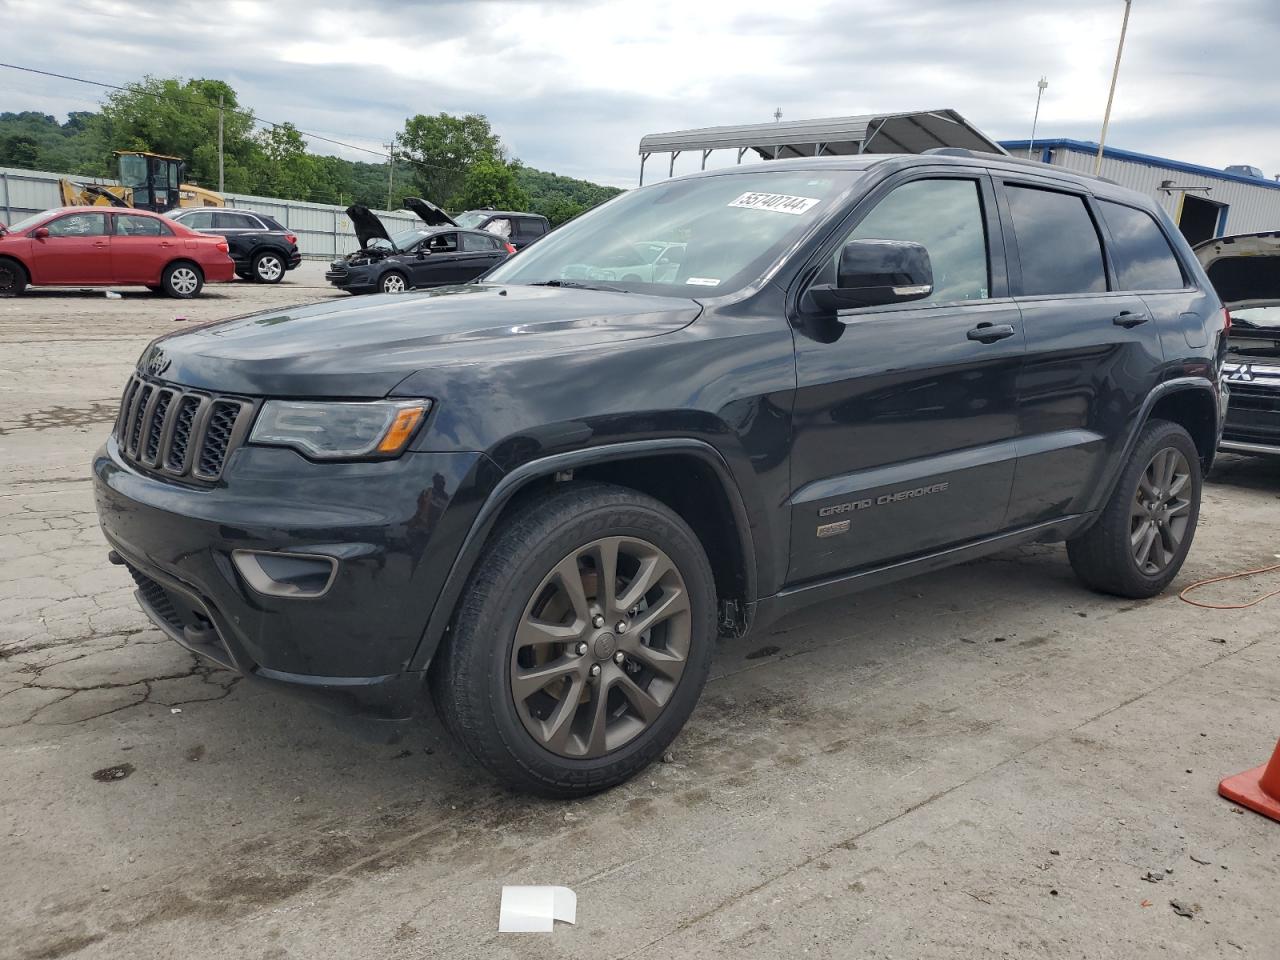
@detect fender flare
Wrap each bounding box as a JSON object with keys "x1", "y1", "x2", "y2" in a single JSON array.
[{"x1": 409, "y1": 437, "x2": 758, "y2": 671}]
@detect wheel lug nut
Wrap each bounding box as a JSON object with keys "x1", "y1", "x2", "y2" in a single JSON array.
[
  {"x1": 592, "y1": 614, "x2": 605, "y2": 628},
  {"x1": 576, "y1": 642, "x2": 588, "y2": 656},
  {"x1": 615, "y1": 621, "x2": 629, "y2": 634},
  {"x1": 613, "y1": 652, "x2": 625, "y2": 665},
  {"x1": 589, "y1": 664, "x2": 601, "y2": 678}
]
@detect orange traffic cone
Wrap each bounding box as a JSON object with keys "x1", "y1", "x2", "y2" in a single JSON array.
[{"x1": 1219, "y1": 738, "x2": 1280, "y2": 822}]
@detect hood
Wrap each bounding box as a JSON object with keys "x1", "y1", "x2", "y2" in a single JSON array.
[
  {"x1": 345, "y1": 204, "x2": 393, "y2": 250},
  {"x1": 139, "y1": 284, "x2": 702, "y2": 397},
  {"x1": 1193, "y1": 231, "x2": 1280, "y2": 310},
  {"x1": 403, "y1": 196, "x2": 456, "y2": 227}
]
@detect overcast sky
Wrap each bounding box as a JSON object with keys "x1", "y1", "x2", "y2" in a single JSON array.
[{"x1": 3, "y1": 0, "x2": 1278, "y2": 188}]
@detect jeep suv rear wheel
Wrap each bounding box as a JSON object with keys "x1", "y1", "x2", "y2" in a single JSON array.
[
  {"x1": 1067, "y1": 419, "x2": 1201, "y2": 598},
  {"x1": 430, "y1": 483, "x2": 716, "y2": 796}
]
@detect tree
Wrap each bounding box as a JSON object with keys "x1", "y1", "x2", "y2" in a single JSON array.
[
  {"x1": 456, "y1": 159, "x2": 529, "y2": 212},
  {"x1": 0, "y1": 134, "x2": 40, "y2": 169},
  {"x1": 397, "y1": 113, "x2": 503, "y2": 208},
  {"x1": 97, "y1": 77, "x2": 256, "y2": 191}
]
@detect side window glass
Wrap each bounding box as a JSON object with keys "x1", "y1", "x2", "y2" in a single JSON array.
[
  {"x1": 46, "y1": 213, "x2": 107, "y2": 237},
  {"x1": 1006, "y1": 185, "x2": 1107, "y2": 296},
  {"x1": 214, "y1": 212, "x2": 257, "y2": 229},
  {"x1": 181, "y1": 210, "x2": 214, "y2": 229},
  {"x1": 427, "y1": 232, "x2": 458, "y2": 253},
  {"x1": 1099, "y1": 200, "x2": 1185, "y2": 291},
  {"x1": 462, "y1": 232, "x2": 498, "y2": 252},
  {"x1": 842, "y1": 178, "x2": 990, "y2": 303},
  {"x1": 116, "y1": 214, "x2": 166, "y2": 236},
  {"x1": 484, "y1": 218, "x2": 512, "y2": 239}
]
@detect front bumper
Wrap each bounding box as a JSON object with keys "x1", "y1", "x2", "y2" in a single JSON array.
[
  {"x1": 93, "y1": 437, "x2": 495, "y2": 717},
  {"x1": 325, "y1": 262, "x2": 375, "y2": 291},
  {"x1": 1221, "y1": 361, "x2": 1280, "y2": 455}
]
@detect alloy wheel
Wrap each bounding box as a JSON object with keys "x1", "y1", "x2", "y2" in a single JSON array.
[
  {"x1": 1130, "y1": 446, "x2": 1192, "y2": 575},
  {"x1": 382, "y1": 274, "x2": 406, "y2": 294},
  {"x1": 256, "y1": 255, "x2": 283, "y2": 281},
  {"x1": 170, "y1": 267, "x2": 199, "y2": 295},
  {"x1": 509, "y1": 536, "x2": 691, "y2": 759}
]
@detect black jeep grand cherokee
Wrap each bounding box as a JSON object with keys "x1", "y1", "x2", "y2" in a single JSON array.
[{"x1": 95, "y1": 153, "x2": 1228, "y2": 796}]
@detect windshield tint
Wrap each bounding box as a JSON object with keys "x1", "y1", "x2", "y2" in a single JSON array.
[
  {"x1": 1232, "y1": 306, "x2": 1280, "y2": 329},
  {"x1": 485, "y1": 169, "x2": 861, "y2": 295},
  {"x1": 454, "y1": 211, "x2": 489, "y2": 228},
  {"x1": 118, "y1": 154, "x2": 147, "y2": 189}
]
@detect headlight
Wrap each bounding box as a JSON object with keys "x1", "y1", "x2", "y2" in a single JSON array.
[{"x1": 249, "y1": 400, "x2": 430, "y2": 459}]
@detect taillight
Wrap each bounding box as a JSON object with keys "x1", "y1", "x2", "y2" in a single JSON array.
[
  {"x1": 504, "y1": 242, "x2": 517, "y2": 254},
  {"x1": 216, "y1": 241, "x2": 229, "y2": 252},
  {"x1": 285, "y1": 234, "x2": 297, "y2": 245}
]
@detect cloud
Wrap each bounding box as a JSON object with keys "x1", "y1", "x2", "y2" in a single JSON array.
[{"x1": 2, "y1": 0, "x2": 1278, "y2": 188}]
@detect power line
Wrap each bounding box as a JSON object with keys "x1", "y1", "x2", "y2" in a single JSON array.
[{"x1": 0, "y1": 60, "x2": 444, "y2": 172}]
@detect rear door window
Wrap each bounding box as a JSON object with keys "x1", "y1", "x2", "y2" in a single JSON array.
[
  {"x1": 1005, "y1": 185, "x2": 1107, "y2": 296},
  {"x1": 513, "y1": 217, "x2": 545, "y2": 243},
  {"x1": 115, "y1": 214, "x2": 169, "y2": 236},
  {"x1": 1098, "y1": 200, "x2": 1186, "y2": 291},
  {"x1": 461, "y1": 232, "x2": 500, "y2": 252}
]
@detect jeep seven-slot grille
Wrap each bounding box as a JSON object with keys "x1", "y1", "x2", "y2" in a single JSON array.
[{"x1": 114, "y1": 375, "x2": 253, "y2": 482}]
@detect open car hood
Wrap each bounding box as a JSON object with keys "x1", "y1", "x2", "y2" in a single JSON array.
[
  {"x1": 403, "y1": 197, "x2": 457, "y2": 227},
  {"x1": 1193, "y1": 231, "x2": 1280, "y2": 310},
  {"x1": 345, "y1": 204, "x2": 393, "y2": 251}
]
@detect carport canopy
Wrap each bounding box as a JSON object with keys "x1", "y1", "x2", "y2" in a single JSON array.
[{"x1": 636, "y1": 109, "x2": 1006, "y2": 183}]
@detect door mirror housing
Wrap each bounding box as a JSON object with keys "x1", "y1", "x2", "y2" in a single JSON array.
[
  {"x1": 31, "y1": 227, "x2": 50, "y2": 240},
  {"x1": 808, "y1": 239, "x2": 933, "y2": 314},
  {"x1": 416, "y1": 248, "x2": 429, "y2": 260}
]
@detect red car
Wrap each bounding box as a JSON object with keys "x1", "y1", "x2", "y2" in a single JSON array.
[{"x1": 0, "y1": 206, "x2": 234, "y2": 298}]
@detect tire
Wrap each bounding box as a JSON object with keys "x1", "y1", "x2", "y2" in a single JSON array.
[
  {"x1": 252, "y1": 251, "x2": 285, "y2": 284},
  {"x1": 1067, "y1": 419, "x2": 1202, "y2": 598},
  {"x1": 161, "y1": 261, "x2": 203, "y2": 299},
  {"x1": 430, "y1": 482, "x2": 717, "y2": 797},
  {"x1": 378, "y1": 271, "x2": 408, "y2": 295},
  {"x1": 0, "y1": 258, "x2": 27, "y2": 297}
]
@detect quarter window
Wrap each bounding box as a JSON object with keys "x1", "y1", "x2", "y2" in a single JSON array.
[
  {"x1": 841, "y1": 178, "x2": 990, "y2": 303},
  {"x1": 1006, "y1": 185, "x2": 1107, "y2": 296},
  {"x1": 1099, "y1": 200, "x2": 1185, "y2": 291},
  {"x1": 46, "y1": 213, "x2": 107, "y2": 237}
]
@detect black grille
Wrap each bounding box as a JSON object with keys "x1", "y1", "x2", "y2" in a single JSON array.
[
  {"x1": 114, "y1": 375, "x2": 252, "y2": 482},
  {"x1": 125, "y1": 564, "x2": 183, "y2": 633}
]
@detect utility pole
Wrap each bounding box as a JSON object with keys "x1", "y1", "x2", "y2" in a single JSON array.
[
  {"x1": 217, "y1": 94, "x2": 225, "y2": 194},
  {"x1": 1096, "y1": 0, "x2": 1133, "y2": 175},
  {"x1": 384, "y1": 142, "x2": 395, "y2": 211},
  {"x1": 773, "y1": 107, "x2": 783, "y2": 122},
  {"x1": 1028, "y1": 77, "x2": 1048, "y2": 160}
]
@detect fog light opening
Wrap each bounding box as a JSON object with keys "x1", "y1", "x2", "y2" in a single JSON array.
[{"x1": 232, "y1": 550, "x2": 338, "y2": 599}]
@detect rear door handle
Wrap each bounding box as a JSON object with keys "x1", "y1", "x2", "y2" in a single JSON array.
[
  {"x1": 1113, "y1": 310, "x2": 1149, "y2": 328},
  {"x1": 967, "y1": 322, "x2": 1016, "y2": 343}
]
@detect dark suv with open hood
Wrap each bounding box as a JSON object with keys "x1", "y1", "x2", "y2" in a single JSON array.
[
  {"x1": 1195, "y1": 232, "x2": 1280, "y2": 456},
  {"x1": 94, "y1": 152, "x2": 1227, "y2": 796},
  {"x1": 326, "y1": 197, "x2": 515, "y2": 294}
]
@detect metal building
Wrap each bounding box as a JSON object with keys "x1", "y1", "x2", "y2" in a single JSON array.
[
  {"x1": 638, "y1": 109, "x2": 1005, "y2": 184},
  {"x1": 999, "y1": 138, "x2": 1280, "y2": 244}
]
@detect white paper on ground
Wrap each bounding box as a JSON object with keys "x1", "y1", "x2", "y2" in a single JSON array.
[{"x1": 498, "y1": 885, "x2": 577, "y2": 933}]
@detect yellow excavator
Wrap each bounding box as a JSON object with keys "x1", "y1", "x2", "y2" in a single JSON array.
[{"x1": 58, "y1": 151, "x2": 224, "y2": 213}]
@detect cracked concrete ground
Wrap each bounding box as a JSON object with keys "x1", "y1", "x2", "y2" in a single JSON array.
[{"x1": 2, "y1": 263, "x2": 1279, "y2": 960}]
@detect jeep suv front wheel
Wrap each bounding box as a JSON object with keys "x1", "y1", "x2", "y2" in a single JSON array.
[
  {"x1": 430, "y1": 483, "x2": 716, "y2": 796},
  {"x1": 1067, "y1": 419, "x2": 1202, "y2": 598}
]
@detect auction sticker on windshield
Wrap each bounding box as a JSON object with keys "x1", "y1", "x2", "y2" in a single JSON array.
[{"x1": 729, "y1": 192, "x2": 820, "y2": 215}]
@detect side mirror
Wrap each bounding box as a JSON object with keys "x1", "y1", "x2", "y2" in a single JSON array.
[
  {"x1": 32, "y1": 227, "x2": 50, "y2": 240},
  {"x1": 808, "y1": 239, "x2": 933, "y2": 314},
  {"x1": 416, "y1": 249, "x2": 428, "y2": 260}
]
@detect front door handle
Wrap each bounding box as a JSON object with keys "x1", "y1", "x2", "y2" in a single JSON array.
[
  {"x1": 967, "y1": 322, "x2": 1016, "y2": 344},
  {"x1": 1113, "y1": 310, "x2": 1149, "y2": 328},
  {"x1": 93, "y1": 240, "x2": 109, "y2": 247}
]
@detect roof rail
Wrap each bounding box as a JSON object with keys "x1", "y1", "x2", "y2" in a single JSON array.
[{"x1": 922, "y1": 146, "x2": 1120, "y2": 185}]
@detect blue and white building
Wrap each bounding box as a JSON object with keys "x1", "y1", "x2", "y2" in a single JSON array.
[{"x1": 999, "y1": 138, "x2": 1280, "y2": 244}]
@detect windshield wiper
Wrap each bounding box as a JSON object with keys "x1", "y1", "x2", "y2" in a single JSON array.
[{"x1": 527, "y1": 279, "x2": 631, "y2": 294}]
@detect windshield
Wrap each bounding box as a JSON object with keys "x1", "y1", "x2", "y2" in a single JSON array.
[
  {"x1": 371, "y1": 227, "x2": 435, "y2": 251},
  {"x1": 118, "y1": 154, "x2": 147, "y2": 189},
  {"x1": 484, "y1": 169, "x2": 861, "y2": 296},
  {"x1": 2, "y1": 211, "x2": 53, "y2": 233},
  {"x1": 454, "y1": 211, "x2": 489, "y2": 228},
  {"x1": 1232, "y1": 306, "x2": 1280, "y2": 329}
]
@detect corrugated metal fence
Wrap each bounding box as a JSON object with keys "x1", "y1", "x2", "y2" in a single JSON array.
[{"x1": 0, "y1": 165, "x2": 421, "y2": 258}]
